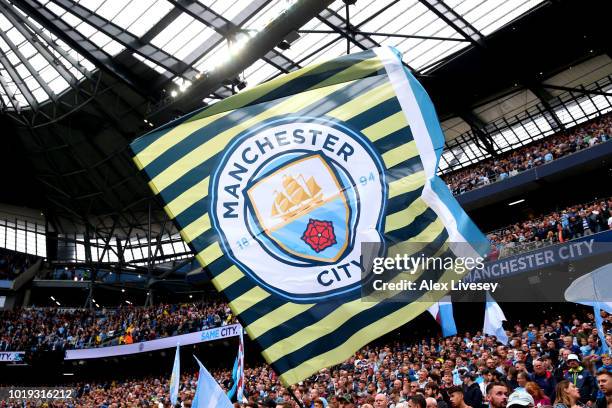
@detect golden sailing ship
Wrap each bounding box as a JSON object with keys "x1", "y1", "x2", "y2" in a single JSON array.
[{"x1": 271, "y1": 175, "x2": 324, "y2": 221}]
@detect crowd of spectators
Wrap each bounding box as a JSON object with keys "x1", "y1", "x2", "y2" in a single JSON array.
[
  {"x1": 2, "y1": 307, "x2": 611, "y2": 408},
  {"x1": 487, "y1": 197, "x2": 612, "y2": 260},
  {"x1": 443, "y1": 114, "x2": 612, "y2": 196},
  {"x1": 0, "y1": 301, "x2": 236, "y2": 352},
  {"x1": 0, "y1": 248, "x2": 36, "y2": 280}
]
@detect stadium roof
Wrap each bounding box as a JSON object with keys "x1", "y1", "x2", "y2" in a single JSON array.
[
  {"x1": 0, "y1": 0, "x2": 609, "y2": 237},
  {"x1": 0, "y1": 0, "x2": 546, "y2": 112}
]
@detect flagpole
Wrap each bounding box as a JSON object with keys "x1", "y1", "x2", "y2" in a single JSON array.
[
  {"x1": 227, "y1": 312, "x2": 306, "y2": 408},
  {"x1": 236, "y1": 325, "x2": 305, "y2": 408}
]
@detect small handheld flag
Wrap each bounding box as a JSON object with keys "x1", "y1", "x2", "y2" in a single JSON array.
[
  {"x1": 169, "y1": 344, "x2": 180, "y2": 405},
  {"x1": 192, "y1": 356, "x2": 233, "y2": 408},
  {"x1": 132, "y1": 46, "x2": 487, "y2": 385},
  {"x1": 483, "y1": 292, "x2": 509, "y2": 345},
  {"x1": 427, "y1": 295, "x2": 458, "y2": 337},
  {"x1": 236, "y1": 330, "x2": 245, "y2": 402}
]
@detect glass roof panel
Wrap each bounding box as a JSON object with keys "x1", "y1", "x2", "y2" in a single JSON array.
[
  {"x1": 1, "y1": 0, "x2": 548, "y2": 112},
  {"x1": 202, "y1": 0, "x2": 253, "y2": 23},
  {"x1": 242, "y1": 59, "x2": 278, "y2": 89}
]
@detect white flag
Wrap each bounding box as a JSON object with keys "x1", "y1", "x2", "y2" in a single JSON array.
[{"x1": 483, "y1": 292, "x2": 508, "y2": 345}]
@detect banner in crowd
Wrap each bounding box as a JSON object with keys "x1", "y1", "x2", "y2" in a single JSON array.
[
  {"x1": 64, "y1": 324, "x2": 241, "y2": 360},
  {"x1": 130, "y1": 46, "x2": 487, "y2": 385},
  {"x1": 465, "y1": 230, "x2": 612, "y2": 283},
  {"x1": 0, "y1": 351, "x2": 25, "y2": 362}
]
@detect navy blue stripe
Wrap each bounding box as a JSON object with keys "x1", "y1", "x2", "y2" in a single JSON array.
[
  {"x1": 239, "y1": 297, "x2": 289, "y2": 325},
  {"x1": 186, "y1": 50, "x2": 380, "y2": 124},
  {"x1": 253, "y1": 225, "x2": 448, "y2": 351},
  {"x1": 250, "y1": 65, "x2": 382, "y2": 109},
  {"x1": 386, "y1": 156, "x2": 424, "y2": 181},
  {"x1": 132, "y1": 53, "x2": 377, "y2": 156},
  {"x1": 346, "y1": 98, "x2": 402, "y2": 131},
  {"x1": 384, "y1": 207, "x2": 438, "y2": 245},
  {"x1": 222, "y1": 277, "x2": 255, "y2": 301},
  {"x1": 205, "y1": 256, "x2": 234, "y2": 277},
  {"x1": 143, "y1": 62, "x2": 385, "y2": 180},
  {"x1": 385, "y1": 187, "x2": 424, "y2": 215},
  {"x1": 189, "y1": 228, "x2": 218, "y2": 255},
  {"x1": 171, "y1": 197, "x2": 210, "y2": 231},
  {"x1": 373, "y1": 126, "x2": 414, "y2": 153},
  {"x1": 158, "y1": 75, "x2": 389, "y2": 205},
  {"x1": 361, "y1": 229, "x2": 449, "y2": 293},
  {"x1": 298, "y1": 75, "x2": 387, "y2": 119},
  {"x1": 144, "y1": 103, "x2": 268, "y2": 179},
  {"x1": 270, "y1": 238, "x2": 450, "y2": 373},
  {"x1": 130, "y1": 108, "x2": 207, "y2": 155}
]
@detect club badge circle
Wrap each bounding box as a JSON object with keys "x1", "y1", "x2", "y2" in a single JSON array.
[{"x1": 210, "y1": 116, "x2": 387, "y2": 302}]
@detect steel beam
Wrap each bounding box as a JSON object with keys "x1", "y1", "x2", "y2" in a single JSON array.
[
  {"x1": 16, "y1": 0, "x2": 156, "y2": 100},
  {"x1": 0, "y1": 74, "x2": 21, "y2": 111},
  {"x1": 166, "y1": 0, "x2": 300, "y2": 76},
  {"x1": 317, "y1": 6, "x2": 418, "y2": 73},
  {"x1": 0, "y1": 49, "x2": 38, "y2": 109},
  {"x1": 297, "y1": 29, "x2": 468, "y2": 42},
  {"x1": 0, "y1": 1, "x2": 80, "y2": 90},
  {"x1": 149, "y1": 0, "x2": 335, "y2": 118},
  {"x1": 0, "y1": 26, "x2": 57, "y2": 102},
  {"x1": 48, "y1": 0, "x2": 196, "y2": 78},
  {"x1": 528, "y1": 85, "x2": 565, "y2": 131},
  {"x1": 460, "y1": 111, "x2": 499, "y2": 156},
  {"x1": 542, "y1": 84, "x2": 612, "y2": 98},
  {"x1": 417, "y1": 0, "x2": 485, "y2": 47}
]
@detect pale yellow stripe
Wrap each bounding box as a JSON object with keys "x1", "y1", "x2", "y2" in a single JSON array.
[
  {"x1": 278, "y1": 265, "x2": 455, "y2": 386},
  {"x1": 180, "y1": 213, "x2": 211, "y2": 244},
  {"x1": 326, "y1": 82, "x2": 394, "y2": 121},
  {"x1": 211, "y1": 265, "x2": 244, "y2": 291},
  {"x1": 164, "y1": 177, "x2": 210, "y2": 219},
  {"x1": 313, "y1": 57, "x2": 383, "y2": 89},
  {"x1": 384, "y1": 197, "x2": 429, "y2": 233},
  {"x1": 134, "y1": 60, "x2": 331, "y2": 170},
  {"x1": 362, "y1": 111, "x2": 408, "y2": 142},
  {"x1": 387, "y1": 219, "x2": 445, "y2": 258},
  {"x1": 150, "y1": 80, "x2": 352, "y2": 193},
  {"x1": 162, "y1": 84, "x2": 392, "y2": 219},
  {"x1": 388, "y1": 171, "x2": 426, "y2": 199},
  {"x1": 262, "y1": 298, "x2": 376, "y2": 364},
  {"x1": 136, "y1": 112, "x2": 229, "y2": 170},
  {"x1": 382, "y1": 141, "x2": 418, "y2": 168},
  {"x1": 230, "y1": 287, "x2": 271, "y2": 315},
  {"x1": 246, "y1": 303, "x2": 315, "y2": 340},
  {"x1": 194, "y1": 242, "x2": 223, "y2": 266},
  {"x1": 262, "y1": 218, "x2": 446, "y2": 366}
]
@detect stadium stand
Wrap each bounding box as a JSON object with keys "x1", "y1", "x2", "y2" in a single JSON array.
[
  {"x1": 1, "y1": 306, "x2": 609, "y2": 407},
  {"x1": 0, "y1": 249, "x2": 36, "y2": 281},
  {"x1": 1, "y1": 196, "x2": 609, "y2": 352},
  {"x1": 443, "y1": 114, "x2": 612, "y2": 196},
  {"x1": 0, "y1": 1, "x2": 609, "y2": 407},
  {"x1": 0, "y1": 302, "x2": 236, "y2": 352},
  {"x1": 487, "y1": 196, "x2": 612, "y2": 259}
]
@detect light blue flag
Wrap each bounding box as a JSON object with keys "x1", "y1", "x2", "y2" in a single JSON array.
[
  {"x1": 226, "y1": 356, "x2": 238, "y2": 400},
  {"x1": 594, "y1": 302, "x2": 610, "y2": 354},
  {"x1": 564, "y1": 264, "x2": 611, "y2": 353},
  {"x1": 169, "y1": 344, "x2": 180, "y2": 405},
  {"x1": 192, "y1": 356, "x2": 233, "y2": 408}
]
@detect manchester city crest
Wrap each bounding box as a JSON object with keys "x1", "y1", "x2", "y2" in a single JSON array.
[{"x1": 210, "y1": 117, "x2": 386, "y2": 302}]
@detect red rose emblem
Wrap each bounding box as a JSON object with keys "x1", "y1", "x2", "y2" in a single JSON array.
[{"x1": 301, "y1": 219, "x2": 336, "y2": 252}]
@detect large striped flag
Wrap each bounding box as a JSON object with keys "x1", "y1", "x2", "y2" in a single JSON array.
[{"x1": 131, "y1": 46, "x2": 487, "y2": 385}]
